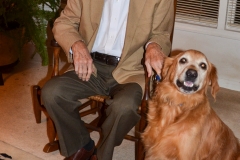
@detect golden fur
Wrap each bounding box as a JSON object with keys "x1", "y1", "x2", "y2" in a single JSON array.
[{"x1": 142, "y1": 50, "x2": 240, "y2": 160}]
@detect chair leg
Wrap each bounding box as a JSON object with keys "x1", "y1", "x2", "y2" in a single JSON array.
[
  {"x1": 43, "y1": 116, "x2": 59, "y2": 153},
  {"x1": 32, "y1": 85, "x2": 42, "y2": 123},
  {"x1": 135, "y1": 106, "x2": 147, "y2": 160},
  {"x1": 134, "y1": 121, "x2": 144, "y2": 160},
  {"x1": 135, "y1": 140, "x2": 145, "y2": 160},
  {"x1": 97, "y1": 102, "x2": 107, "y2": 127},
  {"x1": 32, "y1": 85, "x2": 59, "y2": 152}
]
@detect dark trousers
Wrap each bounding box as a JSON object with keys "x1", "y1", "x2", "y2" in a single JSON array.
[{"x1": 41, "y1": 60, "x2": 142, "y2": 160}]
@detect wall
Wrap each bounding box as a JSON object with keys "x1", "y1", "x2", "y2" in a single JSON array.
[{"x1": 171, "y1": 0, "x2": 240, "y2": 92}]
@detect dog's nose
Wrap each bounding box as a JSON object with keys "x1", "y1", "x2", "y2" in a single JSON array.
[{"x1": 186, "y1": 69, "x2": 198, "y2": 79}]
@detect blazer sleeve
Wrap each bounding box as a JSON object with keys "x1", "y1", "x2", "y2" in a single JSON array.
[
  {"x1": 52, "y1": 0, "x2": 84, "y2": 63},
  {"x1": 147, "y1": 0, "x2": 175, "y2": 56}
]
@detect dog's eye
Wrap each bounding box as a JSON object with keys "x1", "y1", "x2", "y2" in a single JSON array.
[
  {"x1": 179, "y1": 58, "x2": 187, "y2": 64},
  {"x1": 200, "y1": 63, "x2": 207, "y2": 70}
]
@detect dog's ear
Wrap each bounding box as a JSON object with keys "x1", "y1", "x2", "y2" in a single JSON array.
[
  {"x1": 161, "y1": 57, "x2": 174, "y2": 80},
  {"x1": 209, "y1": 63, "x2": 219, "y2": 100}
]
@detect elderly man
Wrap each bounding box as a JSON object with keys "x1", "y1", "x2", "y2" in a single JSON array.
[{"x1": 42, "y1": 0, "x2": 174, "y2": 159}]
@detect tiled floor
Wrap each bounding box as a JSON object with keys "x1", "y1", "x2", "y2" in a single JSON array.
[{"x1": 0, "y1": 141, "x2": 41, "y2": 160}]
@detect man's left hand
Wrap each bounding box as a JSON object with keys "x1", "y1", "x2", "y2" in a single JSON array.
[{"x1": 144, "y1": 42, "x2": 166, "y2": 77}]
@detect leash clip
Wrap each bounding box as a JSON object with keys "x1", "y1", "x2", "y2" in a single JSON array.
[{"x1": 153, "y1": 74, "x2": 161, "y2": 84}]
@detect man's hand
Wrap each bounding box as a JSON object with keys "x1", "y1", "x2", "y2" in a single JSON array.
[
  {"x1": 145, "y1": 42, "x2": 166, "y2": 77},
  {"x1": 72, "y1": 40, "x2": 93, "y2": 81}
]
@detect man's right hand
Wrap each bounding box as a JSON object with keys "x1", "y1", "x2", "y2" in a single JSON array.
[{"x1": 72, "y1": 40, "x2": 93, "y2": 81}]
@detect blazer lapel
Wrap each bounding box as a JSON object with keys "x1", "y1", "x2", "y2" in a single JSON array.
[
  {"x1": 90, "y1": 0, "x2": 104, "y2": 29},
  {"x1": 120, "y1": 0, "x2": 147, "y2": 61},
  {"x1": 88, "y1": 0, "x2": 104, "y2": 50}
]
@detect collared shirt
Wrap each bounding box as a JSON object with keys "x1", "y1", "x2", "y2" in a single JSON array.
[{"x1": 91, "y1": 0, "x2": 130, "y2": 57}]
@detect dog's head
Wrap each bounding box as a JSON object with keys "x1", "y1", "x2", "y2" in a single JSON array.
[{"x1": 161, "y1": 50, "x2": 219, "y2": 99}]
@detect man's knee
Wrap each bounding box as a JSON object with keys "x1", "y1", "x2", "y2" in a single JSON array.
[
  {"x1": 41, "y1": 77, "x2": 65, "y2": 106},
  {"x1": 107, "y1": 83, "x2": 142, "y2": 116}
]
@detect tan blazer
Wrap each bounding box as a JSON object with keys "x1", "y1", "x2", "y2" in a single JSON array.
[{"x1": 52, "y1": 0, "x2": 175, "y2": 91}]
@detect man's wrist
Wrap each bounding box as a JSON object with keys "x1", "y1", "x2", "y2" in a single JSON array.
[{"x1": 70, "y1": 40, "x2": 85, "y2": 55}]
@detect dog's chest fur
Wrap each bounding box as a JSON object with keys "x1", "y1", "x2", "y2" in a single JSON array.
[{"x1": 148, "y1": 82, "x2": 208, "y2": 127}]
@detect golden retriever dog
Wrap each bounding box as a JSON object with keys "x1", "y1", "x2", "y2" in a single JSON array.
[{"x1": 142, "y1": 50, "x2": 240, "y2": 160}]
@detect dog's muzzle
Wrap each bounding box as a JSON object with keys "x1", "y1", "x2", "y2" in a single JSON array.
[{"x1": 176, "y1": 69, "x2": 199, "y2": 93}]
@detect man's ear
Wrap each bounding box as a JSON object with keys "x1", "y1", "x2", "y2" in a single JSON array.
[
  {"x1": 161, "y1": 57, "x2": 174, "y2": 80},
  {"x1": 209, "y1": 63, "x2": 219, "y2": 100}
]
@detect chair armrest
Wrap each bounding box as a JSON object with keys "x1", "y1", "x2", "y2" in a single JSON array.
[{"x1": 51, "y1": 39, "x2": 60, "y2": 77}]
